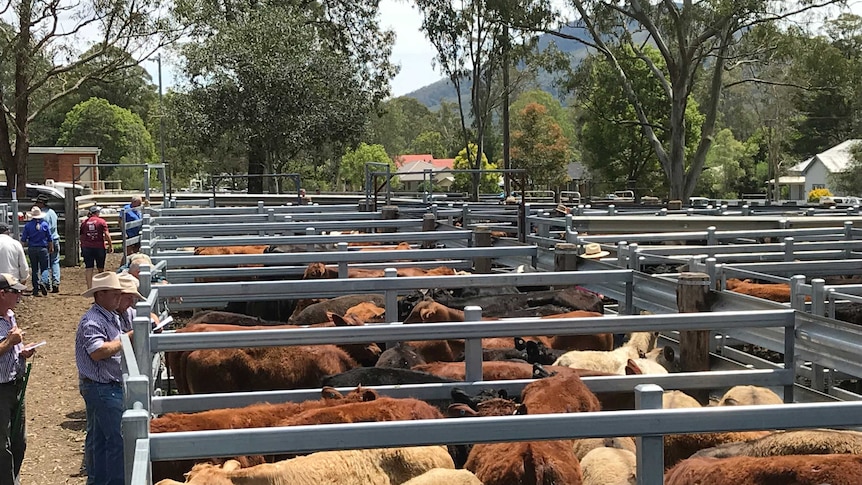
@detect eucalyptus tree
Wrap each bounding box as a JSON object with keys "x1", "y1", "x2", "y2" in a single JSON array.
[
  {"x1": 533, "y1": 0, "x2": 845, "y2": 200},
  {"x1": 416, "y1": 0, "x2": 551, "y2": 200},
  {"x1": 0, "y1": 2, "x2": 175, "y2": 192},
  {"x1": 175, "y1": 0, "x2": 396, "y2": 192}
]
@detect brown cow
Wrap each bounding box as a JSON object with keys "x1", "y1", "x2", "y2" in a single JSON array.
[
  {"x1": 279, "y1": 396, "x2": 443, "y2": 426},
  {"x1": 183, "y1": 344, "x2": 359, "y2": 394},
  {"x1": 520, "y1": 372, "x2": 602, "y2": 415},
  {"x1": 665, "y1": 454, "x2": 862, "y2": 485},
  {"x1": 403, "y1": 300, "x2": 610, "y2": 361},
  {"x1": 167, "y1": 314, "x2": 381, "y2": 394},
  {"x1": 465, "y1": 441, "x2": 583, "y2": 485},
  {"x1": 412, "y1": 361, "x2": 592, "y2": 381},
  {"x1": 302, "y1": 262, "x2": 457, "y2": 280},
  {"x1": 193, "y1": 245, "x2": 274, "y2": 255},
  {"x1": 725, "y1": 278, "x2": 815, "y2": 303},
  {"x1": 288, "y1": 294, "x2": 384, "y2": 325},
  {"x1": 151, "y1": 387, "x2": 378, "y2": 481}
]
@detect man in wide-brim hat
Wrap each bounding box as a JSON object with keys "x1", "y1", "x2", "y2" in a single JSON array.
[{"x1": 75, "y1": 271, "x2": 128, "y2": 485}]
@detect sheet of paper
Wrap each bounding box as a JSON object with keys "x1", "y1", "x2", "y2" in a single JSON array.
[
  {"x1": 152, "y1": 316, "x2": 173, "y2": 332},
  {"x1": 23, "y1": 341, "x2": 46, "y2": 351}
]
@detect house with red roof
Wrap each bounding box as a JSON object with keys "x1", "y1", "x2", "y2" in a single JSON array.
[{"x1": 394, "y1": 154, "x2": 455, "y2": 191}]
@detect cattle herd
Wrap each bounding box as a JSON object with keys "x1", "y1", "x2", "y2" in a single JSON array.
[{"x1": 127, "y1": 234, "x2": 862, "y2": 485}]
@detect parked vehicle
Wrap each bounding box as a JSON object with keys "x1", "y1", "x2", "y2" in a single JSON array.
[
  {"x1": 820, "y1": 195, "x2": 861, "y2": 207},
  {"x1": 0, "y1": 182, "x2": 66, "y2": 221}
]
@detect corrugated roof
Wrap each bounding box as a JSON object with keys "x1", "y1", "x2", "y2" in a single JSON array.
[
  {"x1": 788, "y1": 139, "x2": 862, "y2": 174},
  {"x1": 395, "y1": 154, "x2": 433, "y2": 167}
]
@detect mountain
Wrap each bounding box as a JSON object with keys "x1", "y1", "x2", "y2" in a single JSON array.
[{"x1": 403, "y1": 24, "x2": 593, "y2": 110}]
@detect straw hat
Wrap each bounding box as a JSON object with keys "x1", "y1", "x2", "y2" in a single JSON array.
[
  {"x1": 555, "y1": 203, "x2": 570, "y2": 215},
  {"x1": 28, "y1": 206, "x2": 46, "y2": 219},
  {"x1": 82, "y1": 272, "x2": 124, "y2": 297},
  {"x1": 580, "y1": 243, "x2": 610, "y2": 259},
  {"x1": 118, "y1": 273, "x2": 145, "y2": 300}
]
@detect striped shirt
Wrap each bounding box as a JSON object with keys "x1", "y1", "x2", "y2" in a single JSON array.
[
  {"x1": 117, "y1": 307, "x2": 136, "y2": 332},
  {"x1": 0, "y1": 310, "x2": 25, "y2": 383},
  {"x1": 76, "y1": 304, "x2": 124, "y2": 384}
]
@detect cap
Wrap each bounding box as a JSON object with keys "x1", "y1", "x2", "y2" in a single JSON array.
[
  {"x1": 34, "y1": 194, "x2": 50, "y2": 203},
  {"x1": 88, "y1": 205, "x2": 102, "y2": 215},
  {"x1": 0, "y1": 224, "x2": 8, "y2": 234},
  {"x1": 0, "y1": 274, "x2": 27, "y2": 292}
]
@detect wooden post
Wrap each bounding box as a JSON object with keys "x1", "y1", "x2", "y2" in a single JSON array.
[
  {"x1": 380, "y1": 205, "x2": 398, "y2": 233},
  {"x1": 677, "y1": 272, "x2": 712, "y2": 405},
  {"x1": 421, "y1": 213, "x2": 437, "y2": 249},
  {"x1": 554, "y1": 243, "x2": 579, "y2": 272},
  {"x1": 63, "y1": 187, "x2": 79, "y2": 267},
  {"x1": 473, "y1": 226, "x2": 492, "y2": 273}
]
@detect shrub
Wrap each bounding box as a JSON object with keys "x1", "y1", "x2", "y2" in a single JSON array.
[{"x1": 808, "y1": 188, "x2": 832, "y2": 203}]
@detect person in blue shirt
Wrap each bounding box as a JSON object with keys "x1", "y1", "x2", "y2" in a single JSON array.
[
  {"x1": 32, "y1": 194, "x2": 60, "y2": 293},
  {"x1": 122, "y1": 196, "x2": 142, "y2": 255},
  {"x1": 19, "y1": 207, "x2": 52, "y2": 296}
]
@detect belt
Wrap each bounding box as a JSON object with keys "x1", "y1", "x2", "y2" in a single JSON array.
[{"x1": 80, "y1": 377, "x2": 121, "y2": 386}]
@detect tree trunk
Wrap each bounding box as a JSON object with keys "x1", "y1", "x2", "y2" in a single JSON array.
[
  {"x1": 668, "y1": 85, "x2": 688, "y2": 200},
  {"x1": 247, "y1": 138, "x2": 265, "y2": 193}
]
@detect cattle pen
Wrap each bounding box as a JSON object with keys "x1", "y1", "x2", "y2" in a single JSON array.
[{"x1": 113, "y1": 197, "x2": 862, "y2": 485}]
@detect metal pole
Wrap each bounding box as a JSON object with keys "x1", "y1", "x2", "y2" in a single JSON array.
[{"x1": 157, "y1": 55, "x2": 171, "y2": 199}]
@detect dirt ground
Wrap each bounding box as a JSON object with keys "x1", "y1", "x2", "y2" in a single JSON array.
[{"x1": 15, "y1": 252, "x2": 124, "y2": 484}]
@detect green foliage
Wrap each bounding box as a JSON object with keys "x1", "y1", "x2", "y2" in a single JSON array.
[
  {"x1": 510, "y1": 90, "x2": 576, "y2": 147},
  {"x1": 411, "y1": 131, "x2": 448, "y2": 159},
  {"x1": 808, "y1": 188, "x2": 833, "y2": 203},
  {"x1": 510, "y1": 103, "x2": 570, "y2": 187},
  {"x1": 366, "y1": 97, "x2": 435, "y2": 157},
  {"x1": 571, "y1": 45, "x2": 703, "y2": 196},
  {"x1": 57, "y1": 98, "x2": 156, "y2": 189},
  {"x1": 453, "y1": 144, "x2": 498, "y2": 193},
  {"x1": 339, "y1": 143, "x2": 393, "y2": 191},
  {"x1": 694, "y1": 129, "x2": 756, "y2": 199},
  {"x1": 175, "y1": 0, "x2": 395, "y2": 192}
]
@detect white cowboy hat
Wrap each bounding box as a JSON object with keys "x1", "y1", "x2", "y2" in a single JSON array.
[
  {"x1": 28, "y1": 206, "x2": 46, "y2": 219},
  {"x1": 82, "y1": 272, "x2": 124, "y2": 297},
  {"x1": 580, "y1": 242, "x2": 610, "y2": 259},
  {"x1": 117, "y1": 273, "x2": 145, "y2": 300}
]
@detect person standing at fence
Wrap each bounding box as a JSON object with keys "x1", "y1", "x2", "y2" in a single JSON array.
[
  {"x1": 75, "y1": 272, "x2": 127, "y2": 485},
  {"x1": 79, "y1": 206, "x2": 112, "y2": 290},
  {"x1": 122, "y1": 196, "x2": 142, "y2": 256},
  {"x1": 19, "y1": 207, "x2": 52, "y2": 297},
  {"x1": 0, "y1": 273, "x2": 37, "y2": 485},
  {"x1": 32, "y1": 195, "x2": 60, "y2": 293},
  {"x1": 0, "y1": 226, "x2": 28, "y2": 288}
]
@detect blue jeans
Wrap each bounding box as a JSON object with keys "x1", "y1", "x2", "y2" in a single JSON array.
[
  {"x1": 79, "y1": 381, "x2": 124, "y2": 485},
  {"x1": 49, "y1": 238, "x2": 60, "y2": 286},
  {"x1": 26, "y1": 247, "x2": 49, "y2": 291}
]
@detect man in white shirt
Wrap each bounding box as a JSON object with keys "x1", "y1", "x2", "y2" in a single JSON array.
[{"x1": 0, "y1": 225, "x2": 29, "y2": 287}]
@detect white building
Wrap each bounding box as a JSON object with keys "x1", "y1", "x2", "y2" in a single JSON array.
[{"x1": 778, "y1": 139, "x2": 861, "y2": 200}]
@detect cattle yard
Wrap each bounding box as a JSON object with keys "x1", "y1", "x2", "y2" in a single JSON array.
[{"x1": 118, "y1": 198, "x2": 862, "y2": 484}]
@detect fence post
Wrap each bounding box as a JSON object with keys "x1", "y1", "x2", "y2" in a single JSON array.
[
  {"x1": 257, "y1": 201, "x2": 265, "y2": 214},
  {"x1": 63, "y1": 187, "x2": 79, "y2": 267},
  {"x1": 810, "y1": 278, "x2": 828, "y2": 393},
  {"x1": 677, "y1": 272, "x2": 712, "y2": 405},
  {"x1": 334, "y1": 242, "x2": 349, "y2": 278},
  {"x1": 607, "y1": 204, "x2": 616, "y2": 216},
  {"x1": 635, "y1": 384, "x2": 664, "y2": 485},
  {"x1": 626, "y1": 243, "x2": 639, "y2": 270},
  {"x1": 615, "y1": 241, "x2": 628, "y2": 268},
  {"x1": 783, "y1": 237, "x2": 794, "y2": 262},
  {"x1": 305, "y1": 227, "x2": 316, "y2": 251},
  {"x1": 473, "y1": 226, "x2": 492, "y2": 274},
  {"x1": 384, "y1": 268, "x2": 400, "y2": 350},
  {"x1": 381, "y1": 206, "x2": 398, "y2": 233},
  {"x1": 742, "y1": 204, "x2": 750, "y2": 216},
  {"x1": 518, "y1": 203, "x2": 529, "y2": 243},
  {"x1": 421, "y1": 213, "x2": 437, "y2": 249},
  {"x1": 122, "y1": 401, "x2": 150, "y2": 485},
  {"x1": 706, "y1": 226, "x2": 717, "y2": 246},
  {"x1": 845, "y1": 222, "x2": 854, "y2": 259},
  {"x1": 554, "y1": 243, "x2": 579, "y2": 272},
  {"x1": 463, "y1": 306, "x2": 483, "y2": 382}
]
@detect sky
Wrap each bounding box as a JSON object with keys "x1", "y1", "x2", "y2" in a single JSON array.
[{"x1": 378, "y1": 0, "x2": 440, "y2": 97}]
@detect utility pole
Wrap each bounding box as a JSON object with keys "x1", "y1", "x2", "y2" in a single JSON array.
[{"x1": 502, "y1": 25, "x2": 511, "y2": 198}]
